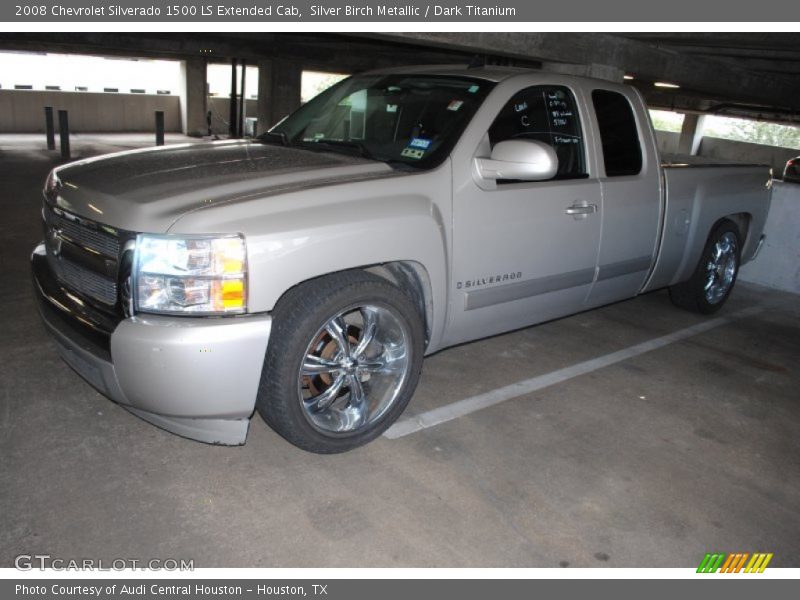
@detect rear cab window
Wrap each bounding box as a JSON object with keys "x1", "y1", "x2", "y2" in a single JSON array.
[{"x1": 591, "y1": 89, "x2": 643, "y2": 177}]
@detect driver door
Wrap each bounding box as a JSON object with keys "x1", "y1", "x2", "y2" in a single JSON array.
[{"x1": 446, "y1": 83, "x2": 603, "y2": 346}]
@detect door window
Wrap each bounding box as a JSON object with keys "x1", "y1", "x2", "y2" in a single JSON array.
[{"x1": 488, "y1": 85, "x2": 587, "y2": 181}]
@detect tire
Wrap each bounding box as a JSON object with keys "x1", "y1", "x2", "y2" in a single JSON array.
[
  {"x1": 256, "y1": 271, "x2": 425, "y2": 453},
  {"x1": 669, "y1": 220, "x2": 742, "y2": 314}
]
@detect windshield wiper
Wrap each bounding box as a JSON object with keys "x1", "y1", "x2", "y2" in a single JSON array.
[{"x1": 258, "y1": 130, "x2": 290, "y2": 146}]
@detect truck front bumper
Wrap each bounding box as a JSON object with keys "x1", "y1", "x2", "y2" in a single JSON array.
[{"x1": 32, "y1": 243, "x2": 272, "y2": 445}]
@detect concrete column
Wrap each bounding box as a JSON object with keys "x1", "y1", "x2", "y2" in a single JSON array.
[
  {"x1": 179, "y1": 58, "x2": 207, "y2": 137},
  {"x1": 256, "y1": 59, "x2": 302, "y2": 134},
  {"x1": 542, "y1": 61, "x2": 625, "y2": 83},
  {"x1": 585, "y1": 63, "x2": 625, "y2": 83},
  {"x1": 677, "y1": 113, "x2": 706, "y2": 156}
]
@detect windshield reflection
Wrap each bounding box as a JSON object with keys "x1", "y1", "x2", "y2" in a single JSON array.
[{"x1": 259, "y1": 74, "x2": 494, "y2": 170}]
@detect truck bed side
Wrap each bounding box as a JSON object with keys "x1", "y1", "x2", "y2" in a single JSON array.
[{"x1": 643, "y1": 162, "x2": 772, "y2": 292}]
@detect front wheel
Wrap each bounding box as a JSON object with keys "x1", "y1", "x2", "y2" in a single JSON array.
[
  {"x1": 256, "y1": 271, "x2": 424, "y2": 453},
  {"x1": 669, "y1": 220, "x2": 741, "y2": 314}
]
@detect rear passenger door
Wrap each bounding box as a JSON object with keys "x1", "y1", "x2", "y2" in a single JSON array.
[{"x1": 585, "y1": 88, "x2": 662, "y2": 306}]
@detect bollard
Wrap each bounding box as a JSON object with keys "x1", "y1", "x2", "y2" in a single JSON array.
[
  {"x1": 229, "y1": 58, "x2": 238, "y2": 138},
  {"x1": 44, "y1": 106, "x2": 55, "y2": 150},
  {"x1": 155, "y1": 111, "x2": 165, "y2": 146},
  {"x1": 238, "y1": 59, "x2": 246, "y2": 138},
  {"x1": 58, "y1": 109, "x2": 70, "y2": 160}
]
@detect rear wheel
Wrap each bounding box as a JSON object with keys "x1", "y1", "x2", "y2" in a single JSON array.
[
  {"x1": 669, "y1": 220, "x2": 741, "y2": 314},
  {"x1": 256, "y1": 271, "x2": 424, "y2": 453}
]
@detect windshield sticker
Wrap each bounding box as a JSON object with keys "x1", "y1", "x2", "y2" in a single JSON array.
[
  {"x1": 468, "y1": 85, "x2": 480, "y2": 93},
  {"x1": 409, "y1": 137, "x2": 432, "y2": 150},
  {"x1": 386, "y1": 104, "x2": 398, "y2": 113},
  {"x1": 401, "y1": 147, "x2": 425, "y2": 160},
  {"x1": 447, "y1": 100, "x2": 464, "y2": 111}
]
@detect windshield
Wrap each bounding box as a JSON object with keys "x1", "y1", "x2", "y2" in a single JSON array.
[{"x1": 260, "y1": 73, "x2": 495, "y2": 169}]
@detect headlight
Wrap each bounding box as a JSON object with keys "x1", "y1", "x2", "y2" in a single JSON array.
[
  {"x1": 133, "y1": 234, "x2": 247, "y2": 315},
  {"x1": 44, "y1": 169, "x2": 61, "y2": 200}
]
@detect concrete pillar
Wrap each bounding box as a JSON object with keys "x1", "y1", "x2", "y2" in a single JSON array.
[
  {"x1": 229, "y1": 58, "x2": 238, "y2": 138},
  {"x1": 179, "y1": 58, "x2": 207, "y2": 137},
  {"x1": 585, "y1": 63, "x2": 626, "y2": 83},
  {"x1": 256, "y1": 59, "x2": 302, "y2": 134},
  {"x1": 677, "y1": 113, "x2": 706, "y2": 156},
  {"x1": 542, "y1": 61, "x2": 625, "y2": 83}
]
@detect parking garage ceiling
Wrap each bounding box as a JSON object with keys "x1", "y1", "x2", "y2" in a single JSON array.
[
  {"x1": 618, "y1": 33, "x2": 800, "y2": 120},
  {"x1": 1, "y1": 31, "x2": 799, "y2": 122},
  {"x1": 371, "y1": 32, "x2": 800, "y2": 122}
]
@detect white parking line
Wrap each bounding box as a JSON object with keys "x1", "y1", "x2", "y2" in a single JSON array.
[{"x1": 384, "y1": 306, "x2": 763, "y2": 439}]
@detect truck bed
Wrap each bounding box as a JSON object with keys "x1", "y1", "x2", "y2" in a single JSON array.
[
  {"x1": 643, "y1": 159, "x2": 772, "y2": 293},
  {"x1": 661, "y1": 153, "x2": 770, "y2": 169}
]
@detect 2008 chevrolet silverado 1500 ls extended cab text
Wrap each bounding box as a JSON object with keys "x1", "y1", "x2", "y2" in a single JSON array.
[{"x1": 32, "y1": 65, "x2": 771, "y2": 453}]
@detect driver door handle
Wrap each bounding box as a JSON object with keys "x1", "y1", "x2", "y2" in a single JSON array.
[{"x1": 565, "y1": 202, "x2": 598, "y2": 219}]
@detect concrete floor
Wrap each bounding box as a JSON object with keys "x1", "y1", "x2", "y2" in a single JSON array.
[{"x1": 1, "y1": 134, "x2": 799, "y2": 568}]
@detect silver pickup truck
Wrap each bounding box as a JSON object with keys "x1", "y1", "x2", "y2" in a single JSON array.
[{"x1": 32, "y1": 65, "x2": 771, "y2": 453}]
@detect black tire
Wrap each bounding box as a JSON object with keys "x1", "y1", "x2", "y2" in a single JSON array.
[
  {"x1": 669, "y1": 220, "x2": 742, "y2": 314},
  {"x1": 256, "y1": 271, "x2": 425, "y2": 453}
]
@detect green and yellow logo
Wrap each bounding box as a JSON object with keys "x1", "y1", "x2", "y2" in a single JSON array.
[{"x1": 697, "y1": 552, "x2": 773, "y2": 573}]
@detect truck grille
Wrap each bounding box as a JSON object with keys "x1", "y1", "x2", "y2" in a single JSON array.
[
  {"x1": 43, "y1": 205, "x2": 128, "y2": 308},
  {"x1": 57, "y1": 259, "x2": 118, "y2": 305},
  {"x1": 48, "y1": 209, "x2": 120, "y2": 258}
]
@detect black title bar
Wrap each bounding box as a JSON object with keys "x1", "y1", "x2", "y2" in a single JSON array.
[{"x1": 3, "y1": 0, "x2": 796, "y2": 21}]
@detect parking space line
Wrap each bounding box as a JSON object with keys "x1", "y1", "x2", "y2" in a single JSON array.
[{"x1": 384, "y1": 306, "x2": 762, "y2": 439}]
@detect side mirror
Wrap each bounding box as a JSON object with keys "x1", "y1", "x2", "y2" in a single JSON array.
[{"x1": 476, "y1": 139, "x2": 559, "y2": 181}]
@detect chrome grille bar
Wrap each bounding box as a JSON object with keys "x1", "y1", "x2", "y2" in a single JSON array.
[
  {"x1": 46, "y1": 207, "x2": 120, "y2": 258},
  {"x1": 58, "y1": 258, "x2": 118, "y2": 305},
  {"x1": 43, "y1": 204, "x2": 124, "y2": 308}
]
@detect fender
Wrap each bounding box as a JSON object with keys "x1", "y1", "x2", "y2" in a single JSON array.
[
  {"x1": 671, "y1": 169, "x2": 770, "y2": 286},
  {"x1": 169, "y1": 168, "x2": 452, "y2": 352}
]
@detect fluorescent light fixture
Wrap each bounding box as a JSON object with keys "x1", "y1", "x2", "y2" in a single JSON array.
[
  {"x1": 654, "y1": 81, "x2": 680, "y2": 89},
  {"x1": 623, "y1": 74, "x2": 634, "y2": 80}
]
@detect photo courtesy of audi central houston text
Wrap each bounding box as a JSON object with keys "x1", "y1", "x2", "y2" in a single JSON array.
[{"x1": 2, "y1": 29, "x2": 799, "y2": 572}]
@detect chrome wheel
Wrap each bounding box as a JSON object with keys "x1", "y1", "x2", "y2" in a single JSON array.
[
  {"x1": 704, "y1": 231, "x2": 738, "y2": 305},
  {"x1": 298, "y1": 304, "x2": 411, "y2": 435}
]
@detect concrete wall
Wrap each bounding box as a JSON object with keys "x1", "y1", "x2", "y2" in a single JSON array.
[
  {"x1": 207, "y1": 96, "x2": 258, "y2": 136},
  {"x1": 697, "y1": 136, "x2": 797, "y2": 177},
  {"x1": 655, "y1": 129, "x2": 797, "y2": 175},
  {"x1": 655, "y1": 130, "x2": 680, "y2": 155},
  {"x1": 654, "y1": 130, "x2": 796, "y2": 175},
  {"x1": 0, "y1": 89, "x2": 181, "y2": 133},
  {"x1": 738, "y1": 181, "x2": 800, "y2": 295},
  {"x1": 0, "y1": 89, "x2": 267, "y2": 138}
]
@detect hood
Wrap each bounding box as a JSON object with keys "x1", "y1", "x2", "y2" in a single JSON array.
[{"x1": 49, "y1": 140, "x2": 393, "y2": 233}]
